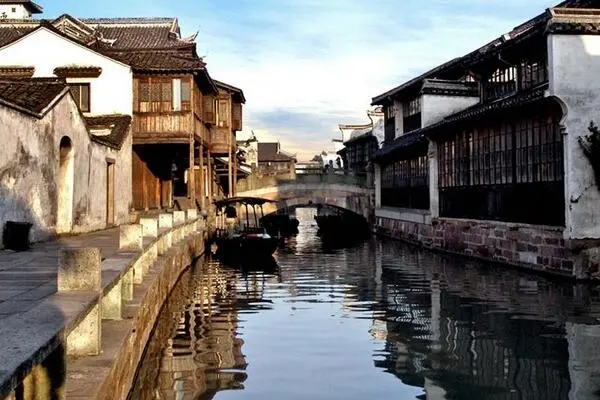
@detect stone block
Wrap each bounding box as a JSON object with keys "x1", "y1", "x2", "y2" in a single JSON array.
[
  {"x1": 139, "y1": 218, "x2": 158, "y2": 238},
  {"x1": 102, "y1": 280, "x2": 122, "y2": 320},
  {"x1": 173, "y1": 211, "x2": 186, "y2": 226},
  {"x1": 159, "y1": 213, "x2": 173, "y2": 229},
  {"x1": 58, "y1": 248, "x2": 101, "y2": 292},
  {"x1": 186, "y1": 209, "x2": 198, "y2": 220},
  {"x1": 119, "y1": 224, "x2": 143, "y2": 252},
  {"x1": 66, "y1": 303, "x2": 101, "y2": 356},
  {"x1": 121, "y1": 269, "x2": 134, "y2": 301}
]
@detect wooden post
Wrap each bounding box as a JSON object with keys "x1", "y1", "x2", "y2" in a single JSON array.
[
  {"x1": 207, "y1": 149, "x2": 212, "y2": 201},
  {"x1": 188, "y1": 137, "x2": 196, "y2": 204},
  {"x1": 199, "y1": 145, "x2": 205, "y2": 210},
  {"x1": 227, "y1": 139, "x2": 233, "y2": 198}
]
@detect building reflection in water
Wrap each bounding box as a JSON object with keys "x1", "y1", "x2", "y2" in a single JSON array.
[
  {"x1": 131, "y1": 214, "x2": 600, "y2": 400},
  {"x1": 131, "y1": 261, "x2": 263, "y2": 400},
  {"x1": 370, "y1": 239, "x2": 600, "y2": 400}
]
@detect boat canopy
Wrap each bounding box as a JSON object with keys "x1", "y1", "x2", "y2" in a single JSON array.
[{"x1": 214, "y1": 197, "x2": 277, "y2": 208}]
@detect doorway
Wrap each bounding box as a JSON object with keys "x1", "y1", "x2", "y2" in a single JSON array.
[
  {"x1": 56, "y1": 136, "x2": 74, "y2": 233},
  {"x1": 106, "y1": 160, "x2": 115, "y2": 226}
]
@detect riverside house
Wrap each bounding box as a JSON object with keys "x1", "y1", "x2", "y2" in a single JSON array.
[
  {"x1": 0, "y1": 5, "x2": 245, "y2": 213},
  {"x1": 0, "y1": 78, "x2": 132, "y2": 248},
  {"x1": 372, "y1": 0, "x2": 600, "y2": 279}
]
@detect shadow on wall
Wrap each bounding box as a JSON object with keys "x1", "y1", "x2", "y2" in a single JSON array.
[{"x1": 0, "y1": 184, "x2": 51, "y2": 250}]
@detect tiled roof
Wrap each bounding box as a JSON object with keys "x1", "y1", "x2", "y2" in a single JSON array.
[
  {"x1": 85, "y1": 114, "x2": 131, "y2": 150},
  {"x1": 372, "y1": 0, "x2": 600, "y2": 105},
  {"x1": 0, "y1": 0, "x2": 42, "y2": 13},
  {"x1": 0, "y1": 66, "x2": 34, "y2": 78},
  {"x1": 0, "y1": 23, "x2": 36, "y2": 47},
  {"x1": 214, "y1": 80, "x2": 246, "y2": 103},
  {"x1": 0, "y1": 78, "x2": 67, "y2": 117},
  {"x1": 374, "y1": 84, "x2": 550, "y2": 162},
  {"x1": 374, "y1": 131, "x2": 428, "y2": 162},
  {"x1": 54, "y1": 66, "x2": 102, "y2": 78},
  {"x1": 421, "y1": 79, "x2": 479, "y2": 97},
  {"x1": 88, "y1": 24, "x2": 193, "y2": 50},
  {"x1": 344, "y1": 130, "x2": 376, "y2": 146},
  {"x1": 546, "y1": 7, "x2": 600, "y2": 34},
  {"x1": 258, "y1": 142, "x2": 296, "y2": 162},
  {"x1": 104, "y1": 50, "x2": 206, "y2": 72}
]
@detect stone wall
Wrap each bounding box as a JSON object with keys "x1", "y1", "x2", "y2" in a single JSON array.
[
  {"x1": 0, "y1": 91, "x2": 132, "y2": 247},
  {"x1": 376, "y1": 211, "x2": 600, "y2": 280}
]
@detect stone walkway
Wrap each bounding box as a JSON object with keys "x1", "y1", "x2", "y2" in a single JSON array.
[{"x1": 0, "y1": 228, "x2": 120, "y2": 320}]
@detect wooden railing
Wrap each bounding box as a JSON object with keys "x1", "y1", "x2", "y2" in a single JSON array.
[{"x1": 133, "y1": 112, "x2": 192, "y2": 142}]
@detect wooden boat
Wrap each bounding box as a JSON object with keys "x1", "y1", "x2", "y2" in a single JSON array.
[{"x1": 211, "y1": 197, "x2": 280, "y2": 260}]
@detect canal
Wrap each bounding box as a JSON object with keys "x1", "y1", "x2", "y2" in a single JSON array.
[{"x1": 130, "y1": 208, "x2": 600, "y2": 400}]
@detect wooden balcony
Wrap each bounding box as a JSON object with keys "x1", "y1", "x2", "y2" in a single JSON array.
[
  {"x1": 132, "y1": 112, "x2": 193, "y2": 144},
  {"x1": 210, "y1": 127, "x2": 235, "y2": 155}
]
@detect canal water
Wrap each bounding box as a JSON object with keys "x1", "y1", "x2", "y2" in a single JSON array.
[{"x1": 130, "y1": 208, "x2": 600, "y2": 400}]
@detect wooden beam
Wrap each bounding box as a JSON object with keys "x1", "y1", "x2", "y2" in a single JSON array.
[
  {"x1": 199, "y1": 145, "x2": 205, "y2": 210},
  {"x1": 188, "y1": 137, "x2": 196, "y2": 204}
]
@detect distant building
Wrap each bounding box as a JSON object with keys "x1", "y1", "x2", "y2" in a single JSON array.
[
  {"x1": 336, "y1": 107, "x2": 384, "y2": 175},
  {"x1": 257, "y1": 142, "x2": 296, "y2": 177}
]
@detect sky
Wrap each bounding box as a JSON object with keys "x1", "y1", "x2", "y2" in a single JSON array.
[{"x1": 42, "y1": 0, "x2": 561, "y2": 161}]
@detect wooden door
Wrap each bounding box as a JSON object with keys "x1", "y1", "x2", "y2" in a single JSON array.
[{"x1": 107, "y1": 161, "x2": 115, "y2": 225}]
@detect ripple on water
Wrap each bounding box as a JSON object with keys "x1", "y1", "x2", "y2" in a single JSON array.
[{"x1": 130, "y1": 210, "x2": 600, "y2": 400}]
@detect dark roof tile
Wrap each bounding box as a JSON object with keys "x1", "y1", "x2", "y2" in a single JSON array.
[
  {"x1": 258, "y1": 142, "x2": 296, "y2": 162},
  {"x1": 104, "y1": 50, "x2": 205, "y2": 72},
  {"x1": 0, "y1": 78, "x2": 67, "y2": 116},
  {"x1": 86, "y1": 114, "x2": 131, "y2": 149}
]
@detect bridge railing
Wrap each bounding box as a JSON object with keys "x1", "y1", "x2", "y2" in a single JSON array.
[{"x1": 236, "y1": 171, "x2": 370, "y2": 192}]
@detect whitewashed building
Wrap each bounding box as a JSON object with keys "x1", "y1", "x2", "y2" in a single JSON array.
[
  {"x1": 0, "y1": 78, "x2": 132, "y2": 248},
  {"x1": 371, "y1": 0, "x2": 600, "y2": 279}
]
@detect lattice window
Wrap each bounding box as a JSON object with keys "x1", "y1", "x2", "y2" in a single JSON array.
[
  {"x1": 402, "y1": 97, "x2": 421, "y2": 133},
  {"x1": 381, "y1": 154, "x2": 429, "y2": 210},
  {"x1": 437, "y1": 107, "x2": 564, "y2": 225}
]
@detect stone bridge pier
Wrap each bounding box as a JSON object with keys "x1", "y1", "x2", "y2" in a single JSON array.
[{"x1": 236, "y1": 181, "x2": 374, "y2": 222}]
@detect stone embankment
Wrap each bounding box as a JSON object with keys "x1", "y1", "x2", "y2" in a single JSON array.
[{"x1": 0, "y1": 209, "x2": 208, "y2": 400}]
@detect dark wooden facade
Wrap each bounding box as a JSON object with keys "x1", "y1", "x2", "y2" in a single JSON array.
[
  {"x1": 438, "y1": 101, "x2": 564, "y2": 226},
  {"x1": 130, "y1": 75, "x2": 245, "y2": 209},
  {"x1": 381, "y1": 152, "x2": 430, "y2": 210}
]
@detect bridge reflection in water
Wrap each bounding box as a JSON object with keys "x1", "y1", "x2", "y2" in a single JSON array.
[{"x1": 130, "y1": 210, "x2": 600, "y2": 400}]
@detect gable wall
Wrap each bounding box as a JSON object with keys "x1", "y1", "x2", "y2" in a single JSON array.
[{"x1": 0, "y1": 28, "x2": 133, "y2": 116}]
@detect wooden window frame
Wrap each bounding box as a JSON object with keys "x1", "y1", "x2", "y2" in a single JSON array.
[{"x1": 69, "y1": 83, "x2": 90, "y2": 112}]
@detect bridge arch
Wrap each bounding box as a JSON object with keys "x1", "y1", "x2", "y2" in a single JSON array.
[{"x1": 236, "y1": 180, "x2": 374, "y2": 222}]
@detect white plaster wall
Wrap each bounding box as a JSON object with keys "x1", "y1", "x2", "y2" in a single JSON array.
[
  {"x1": 0, "y1": 28, "x2": 133, "y2": 116},
  {"x1": 421, "y1": 94, "x2": 479, "y2": 127},
  {"x1": 548, "y1": 34, "x2": 600, "y2": 239},
  {"x1": 0, "y1": 94, "x2": 132, "y2": 247},
  {"x1": 0, "y1": 4, "x2": 31, "y2": 19}
]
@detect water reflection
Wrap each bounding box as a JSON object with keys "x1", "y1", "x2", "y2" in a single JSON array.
[{"x1": 131, "y1": 208, "x2": 600, "y2": 400}]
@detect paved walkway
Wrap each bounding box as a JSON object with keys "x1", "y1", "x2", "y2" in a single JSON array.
[{"x1": 0, "y1": 228, "x2": 120, "y2": 320}]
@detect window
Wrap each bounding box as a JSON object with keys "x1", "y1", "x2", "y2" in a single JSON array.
[
  {"x1": 402, "y1": 97, "x2": 421, "y2": 133},
  {"x1": 136, "y1": 77, "x2": 192, "y2": 112},
  {"x1": 11, "y1": 7, "x2": 16, "y2": 12},
  {"x1": 384, "y1": 102, "x2": 396, "y2": 142},
  {"x1": 69, "y1": 83, "x2": 90, "y2": 112},
  {"x1": 217, "y1": 98, "x2": 230, "y2": 128},
  {"x1": 438, "y1": 106, "x2": 564, "y2": 225},
  {"x1": 381, "y1": 153, "x2": 429, "y2": 210}
]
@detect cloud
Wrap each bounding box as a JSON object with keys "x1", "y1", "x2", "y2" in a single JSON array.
[
  {"x1": 46, "y1": 0, "x2": 560, "y2": 161},
  {"x1": 178, "y1": 0, "x2": 559, "y2": 160}
]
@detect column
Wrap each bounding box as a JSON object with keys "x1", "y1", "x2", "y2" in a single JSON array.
[
  {"x1": 199, "y1": 145, "x2": 205, "y2": 210},
  {"x1": 228, "y1": 142, "x2": 233, "y2": 198},
  {"x1": 188, "y1": 137, "x2": 196, "y2": 204},
  {"x1": 428, "y1": 139, "x2": 439, "y2": 218},
  {"x1": 207, "y1": 150, "x2": 213, "y2": 201}
]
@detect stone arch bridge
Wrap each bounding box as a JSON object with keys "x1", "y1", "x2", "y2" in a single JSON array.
[{"x1": 236, "y1": 174, "x2": 374, "y2": 221}]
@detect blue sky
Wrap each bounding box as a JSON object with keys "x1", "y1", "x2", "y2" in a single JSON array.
[{"x1": 43, "y1": 0, "x2": 560, "y2": 160}]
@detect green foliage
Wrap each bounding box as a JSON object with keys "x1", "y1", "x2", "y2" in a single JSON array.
[{"x1": 579, "y1": 121, "x2": 600, "y2": 188}]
